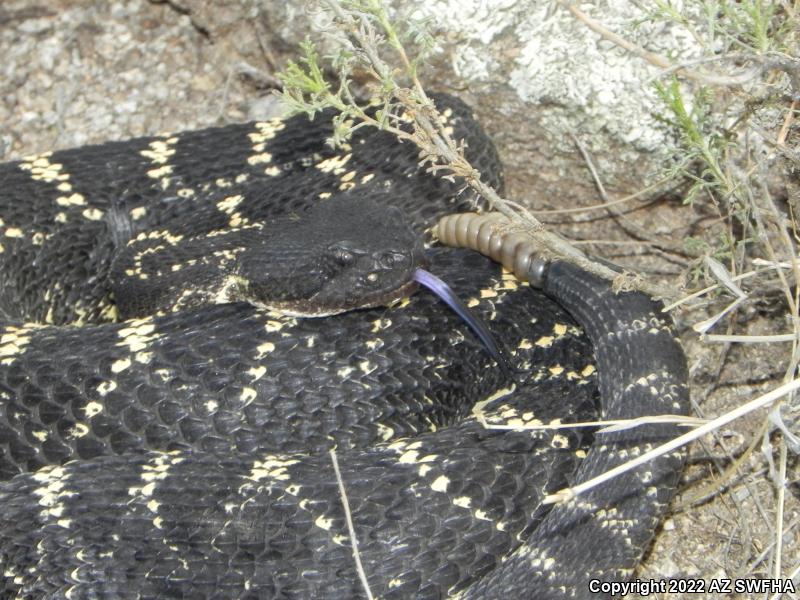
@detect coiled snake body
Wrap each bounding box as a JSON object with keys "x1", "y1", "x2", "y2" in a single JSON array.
[{"x1": 0, "y1": 95, "x2": 688, "y2": 599}]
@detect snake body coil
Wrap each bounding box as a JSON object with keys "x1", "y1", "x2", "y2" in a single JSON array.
[
  {"x1": 437, "y1": 212, "x2": 689, "y2": 596},
  {"x1": 0, "y1": 95, "x2": 688, "y2": 599}
]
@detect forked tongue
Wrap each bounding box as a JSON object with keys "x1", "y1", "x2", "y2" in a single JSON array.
[{"x1": 413, "y1": 269, "x2": 516, "y2": 383}]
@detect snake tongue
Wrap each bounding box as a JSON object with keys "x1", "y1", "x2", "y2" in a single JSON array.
[{"x1": 413, "y1": 269, "x2": 516, "y2": 383}]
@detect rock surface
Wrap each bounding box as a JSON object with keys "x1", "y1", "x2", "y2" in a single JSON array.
[{"x1": 138, "y1": 0, "x2": 711, "y2": 207}]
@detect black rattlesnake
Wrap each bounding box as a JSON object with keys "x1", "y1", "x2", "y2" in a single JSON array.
[{"x1": 0, "y1": 94, "x2": 688, "y2": 599}]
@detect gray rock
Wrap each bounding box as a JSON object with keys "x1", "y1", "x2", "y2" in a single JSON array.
[{"x1": 173, "y1": 0, "x2": 714, "y2": 205}]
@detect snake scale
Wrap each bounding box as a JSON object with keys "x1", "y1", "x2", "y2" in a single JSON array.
[{"x1": 0, "y1": 94, "x2": 689, "y2": 599}]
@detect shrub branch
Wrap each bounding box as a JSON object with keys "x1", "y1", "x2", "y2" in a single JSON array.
[{"x1": 278, "y1": 0, "x2": 676, "y2": 299}]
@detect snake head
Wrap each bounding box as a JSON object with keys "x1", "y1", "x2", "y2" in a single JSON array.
[
  {"x1": 237, "y1": 196, "x2": 426, "y2": 317},
  {"x1": 300, "y1": 198, "x2": 426, "y2": 314},
  {"x1": 312, "y1": 238, "x2": 424, "y2": 313}
]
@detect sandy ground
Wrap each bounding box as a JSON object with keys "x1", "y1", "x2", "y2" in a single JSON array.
[{"x1": 2, "y1": 1, "x2": 798, "y2": 598}]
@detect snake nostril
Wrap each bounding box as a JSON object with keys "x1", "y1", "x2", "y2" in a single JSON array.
[{"x1": 381, "y1": 251, "x2": 408, "y2": 270}]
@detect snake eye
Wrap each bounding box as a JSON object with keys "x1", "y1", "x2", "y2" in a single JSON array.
[{"x1": 332, "y1": 247, "x2": 354, "y2": 266}]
